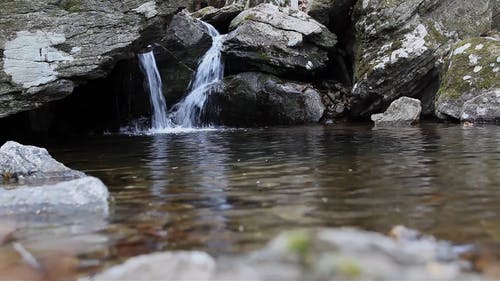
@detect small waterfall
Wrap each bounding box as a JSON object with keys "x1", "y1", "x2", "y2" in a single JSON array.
[
  {"x1": 138, "y1": 51, "x2": 171, "y2": 130},
  {"x1": 171, "y1": 22, "x2": 225, "y2": 128}
]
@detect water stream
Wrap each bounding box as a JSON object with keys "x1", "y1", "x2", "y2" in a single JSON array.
[
  {"x1": 171, "y1": 22, "x2": 225, "y2": 128},
  {"x1": 137, "y1": 51, "x2": 171, "y2": 130}
]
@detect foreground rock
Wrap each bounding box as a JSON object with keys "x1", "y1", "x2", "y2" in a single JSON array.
[
  {"x1": 206, "y1": 72, "x2": 325, "y2": 126},
  {"x1": 87, "y1": 226, "x2": 480, "y2": 281},
  {"x1": 435, "y1": 37, "x2": 500, "y2": 123},
  {"x1": 351, "y1": 0, "x2": 494, "y2": 118},
  {"x1": 0, "y1": 0, "x2": 192, "y2": 118},
  {"x1": 0, "y1": 141, "x2": 108, "y2": 216},
  {"x1": 223, "y1": 4, "x2": 337, "y2": 77},
  {"x1": 371, "y1": 97, "x2": 422, "y2": 126}
]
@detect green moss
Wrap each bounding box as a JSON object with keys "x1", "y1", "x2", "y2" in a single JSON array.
[
  {"x1": 424, "y1": 21, "x2": 448, "y2": 45},
  {"x1": 59, "y1": 0, "x2": 84, "y2": 13},
  {"x1": 437, "y1": 37, "x2": 499, "y2": 101},
  {"x1": 334, "y1": 256, "x2": 362, "y2": 278},
  {"x1": 286, "y1": 230, "x2": 312, "y2": 260}
]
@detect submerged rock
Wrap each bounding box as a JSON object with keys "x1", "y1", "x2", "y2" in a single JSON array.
[
  {"x1": 223, "y1": 4, "x2": 337, "y2": 77},
  {"x1": 0, "y1": 0, "x2": 192, "y2": 118},
  {"x1": 371, "y1": 97, "x2": 422, "y2": 126},
  {"x1": 435, "y1": 37, "x2": 500, "y2": 123},
  {"x1": 0, "y1": 141, "x2": 108, "y2": 216},
  {"x1": 86, "y1": 226, "x2": 481, "y2": 281},
  {"x1": 351, "y1": 0, "x2": 494, "y2": 118},
  {"x1": 206, "y1": 72, "x2": 325, "y2": 126}
]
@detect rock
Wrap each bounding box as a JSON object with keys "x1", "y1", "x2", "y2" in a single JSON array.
[
  {"x1": 371, "y1": 97, "x2": 422, "y2": 126},
  {"x1": 435, "y1": 37, "x2": 500, "y2": 123},
  {"x1": 206, "y1": 72, "x2": 325, "y2": 126},
  {"x1": 89, "y1": 251, "x2": 215, "y2": 281},
  {"x1": 0, "y1": 177, "x2": 109, "y2": 216},
  {"x1": 86, "y1": 226, "x2": 482, "y2": 281},
  {"x1": 0, "y1": 141, "x2": 109, "y2": 217},
  {"x1": 0, "y1": 141, "x2": 83, "y2": 181},
  {"x1": 192, "y1": 3, "x2": 244, "y2": 32},
  {"x1": 154, "y1": 10, "x2": 213, "y2": 105},
  {"x1": 0, "y1": 0, "x2": 193, "y2": 118},
  {"x1": 351, "y1": 0, "x2": 494, "y2": 118},
  {"x1": 223, "y1": 4, "x2": 337, "y2": 77}
]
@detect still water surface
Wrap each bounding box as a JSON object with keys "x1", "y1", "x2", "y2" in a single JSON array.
[{"x1": 10, "y1": 124, "x2": 500, "y2": 272}]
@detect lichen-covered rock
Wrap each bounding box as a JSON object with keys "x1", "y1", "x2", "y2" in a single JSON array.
[
  {"x1": 155, "y1": 11, "x2": 212, "y2": 105},
  {"x1": 192, "y1": 3, "x2": 244, "y2": 32},
  {"x1": 0, "y1": 141, "x2": 83, "y2": 181},
  {"x1": 371, "y1": 97, "x2": 422, "y2": 126},
  {"x1": 206, "y1": 72, "x2": 325, "y2": 126},
  {"x1": 435, "y1": 37, "x2": 500, "y2": 123},
  {"x1": 223, "y1": 4, "x2": 337, "y2": 77},
  {"x1": 351, "y1": 0, "x2": 494, "y2": 118},
  {"x1": 0, "y1": 0, "x2": 193, "y2": 118}
]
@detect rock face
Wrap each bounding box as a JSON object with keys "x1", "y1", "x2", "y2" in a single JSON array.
[
  {"x1": 155, "y1": 11, "x2": 212, "y2": 105},
  {"x1": 206, "y1": 72, "x2": 325, "y2": 126},
  {"x1": 0, "y1": 141, "x2": 83, "y2": 181},
  {"x1": 0, "y1": 0, "x2": 193, "y2": 118},
  {"x1": 192, "y1": 3, "x2": 245, "y2": 32},
  {"x1": 351, "y1": 0, "x2": 494, "y2": 118},
  {"x1": 0, "y1": 141, "x2": 109, "y2": 216},
  {"x1": 371, "y1": 97, "x2": 422, "y2": 126},
  {"x1": 87, "y1": 226, "x2": 481, "y2": 281},
  {"x1": 223, "y1": 4, "x2": 337, "y2": 77},
  {"x1": 435, "y1": 37, "x2": 500, "y2": 123}
]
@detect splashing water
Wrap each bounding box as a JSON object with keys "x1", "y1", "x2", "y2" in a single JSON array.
[
  {"x1": 138, "y1": 51, "x2": 171, "y2": 130},
  {"x1": 171, "y1": 22, "x2": 225, "y2": 128}
]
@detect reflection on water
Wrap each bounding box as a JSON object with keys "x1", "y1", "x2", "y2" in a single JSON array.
[{"x1": 9, "y1": 124, "x2": 500, "y2": 272}]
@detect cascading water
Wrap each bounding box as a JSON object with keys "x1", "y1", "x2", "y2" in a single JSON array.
[
  {"x1": 170, "y1": 22, "x2": 225, "y2": 128},
  {"x1": 138, "y1": 51, "x2": 171, "y2": 130}
]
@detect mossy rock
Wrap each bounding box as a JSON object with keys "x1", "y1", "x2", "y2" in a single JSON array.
[{"x1": 435, "y1": 37, "x2": 500, "y2": 122}]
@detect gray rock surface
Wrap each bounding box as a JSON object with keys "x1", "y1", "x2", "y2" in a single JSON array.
[
  {"x1": 351, "y1": 0, "x2": 494, "y2": 118},
  {"x1": 435, "y1": 37, "x2": 500, "y2": 123},
  {"x1": 223, "y1": 3, "x2": 337, "y2": 76},
  {"x1": 0, "y1": 177, "x2": 109, "y2": 216},
  {"x1": 192, "y1": 3, "x2": 244, "y2": 32},
  {"x1": 371, "y1": 97, "x2": 422, "y2": 126},
  {"x1": 207, "y1": 72, "x2": 325, "y2": 126},
  {"x1": 86, "y1": 226, "x2": 481, "y2": 281},
  {"x1": 0, "y1": 141, "x2": 83, "y2": 181},
  {"x1": 0, "y1": 0, "x2": 193, "y2": 118},
  {"x1": 155, "y1": 10, "x2": 212, "y2": 105}
]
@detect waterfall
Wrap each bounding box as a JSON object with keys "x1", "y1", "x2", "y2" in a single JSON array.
[
  {"x1": 170, "y1": 22, "x2": 225, "y2": 128},
  {"x1": 138, "y1": 51, "x2": 171, "y2": 130}
]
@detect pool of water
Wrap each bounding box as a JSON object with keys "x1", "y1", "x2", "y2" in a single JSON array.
[{"x1": 6, "y1": 123, "x2": 500, "y2": 273}]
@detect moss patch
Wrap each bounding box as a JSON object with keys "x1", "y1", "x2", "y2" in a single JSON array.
[{"x1": 58, "y1": 0, "x2": 84, "y2": 13}]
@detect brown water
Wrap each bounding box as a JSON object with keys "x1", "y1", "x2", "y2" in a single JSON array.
[{"x1": 8, "y1": 123, "x2": 500, "y2": 273}]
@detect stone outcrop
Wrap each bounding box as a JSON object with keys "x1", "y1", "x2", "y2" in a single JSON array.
[
  {"x1": 435, "y1": 37, "x2": 500, "y2": 123},
  {"x1": 192, "y1": 3, "x2": 245, "y2": 32},
  {"x1": 371, "y1": 97, "x2": 422, "y2": 126},
  {"x1": 223, "y1": 4, "x2": 337, "y2": 77},
  {"x1": 87, "y1": 226, "x2": 481, "y2": 281},
  {"x1": 0, "y1": 0, "x2": 193, "y2": 118},
  {"x1": 0, "y1": 141, "x2": 108, "y2": 216},
  {"x1": 206, "y1": 72, "x2": 325, "y2": 126},
  {"x1": 351, "y1": 0, "x2": 494, "y2": 118}
]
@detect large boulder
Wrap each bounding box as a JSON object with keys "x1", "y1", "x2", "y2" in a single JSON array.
[
  {"x1": 0, "y1": 0, "x2": 193, "y2": 118},
  {"x1": 371, "y1": 97, "x2": 422, "y2": 126},
  {"x1": 350, "y1": 0, "x2": 494, "y2": 118},
  {"x1": 154, "y1": 11, "x2": 213, "y2": 105},
  {"x1": 435, "y1": 37, "x2": 500, "y2": 123},
  {"x1": 206, "y1": 72, "x2": 325, "y2": 126},
  {"x1": 223, "y1": 4, "x2": 337, "y2": 77},
  {"x1": 0, "y1": 141, "x2": 109, "y2": 216}
]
